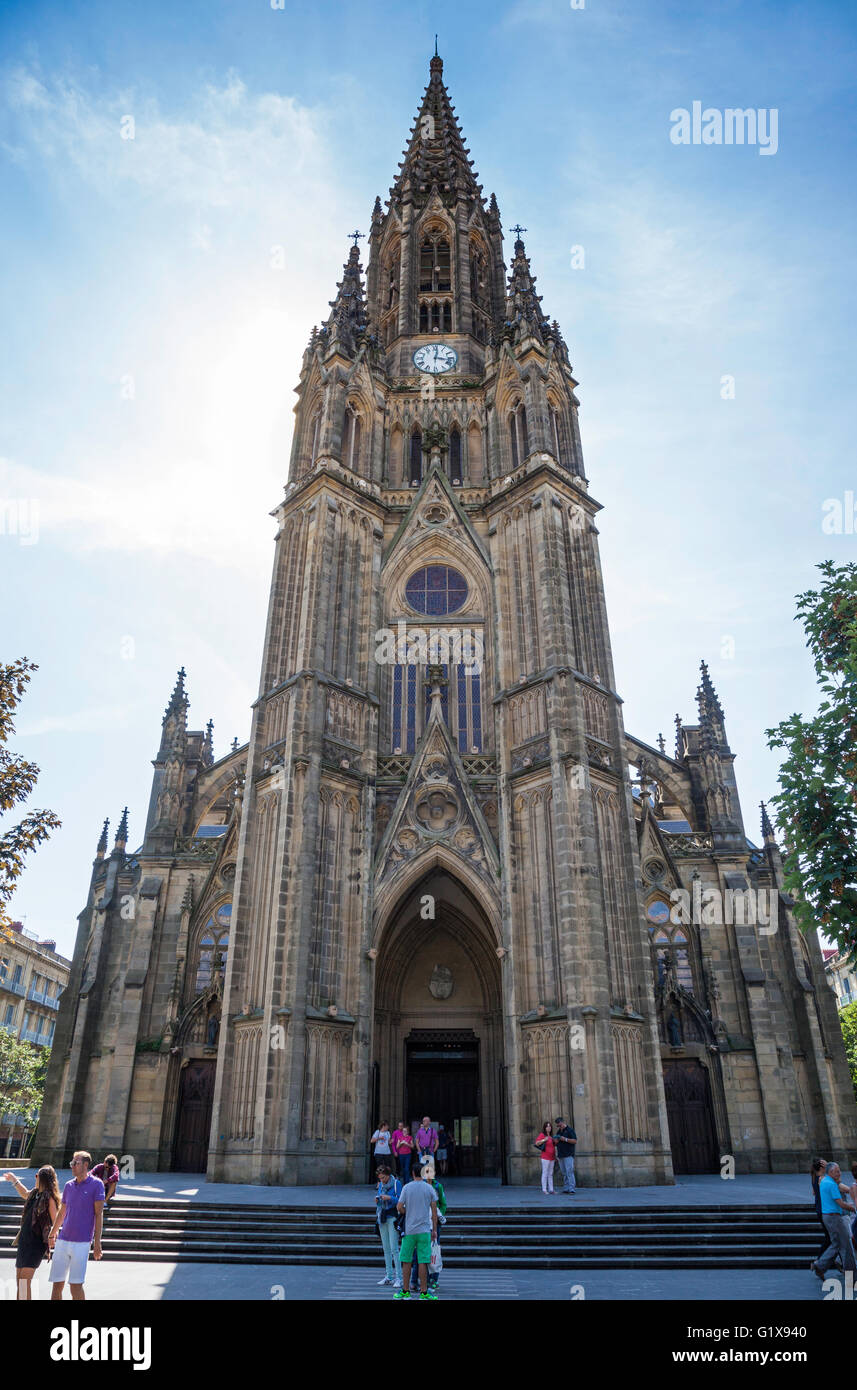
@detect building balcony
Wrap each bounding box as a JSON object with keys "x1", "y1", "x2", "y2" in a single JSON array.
[
  {"x1": 0, "y1": 979, "x2": 26, "y2": 998},
  {"x1": 20, "y1": 1029, "x2": 50, "y2": 1046},
  {"x1": 27, "y1": 987, "x2": 59, "y2": 1007}
]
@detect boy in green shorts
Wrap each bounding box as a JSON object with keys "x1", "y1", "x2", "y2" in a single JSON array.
[{"x1": 394, "y1": 1164, "x2": 438, "y2": 1300}]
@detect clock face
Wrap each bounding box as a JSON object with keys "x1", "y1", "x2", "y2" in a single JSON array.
[{"x1": 413, "y1": 343, "x2": 458, "y2": 375}]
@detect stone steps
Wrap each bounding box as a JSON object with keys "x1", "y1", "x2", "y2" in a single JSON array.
[{"x1": 0, "y1": 1197, "x2": 822, "y2": 1269}]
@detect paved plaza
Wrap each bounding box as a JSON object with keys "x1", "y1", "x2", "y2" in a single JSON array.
[{"x1": 0, "y1": 1260, "x2": 831, "y2": 1302}]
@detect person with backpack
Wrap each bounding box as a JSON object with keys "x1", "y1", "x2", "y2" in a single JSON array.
[
  {"x1": 4, "y1": 1166, "x2": 61, "y2": 1299},
  {"x1": 534, "y1": 1120, "x2": 556, "y2": 1194},
  {"x1": 374, "y1": 1164, "x2": 402, "y2": 1288}
]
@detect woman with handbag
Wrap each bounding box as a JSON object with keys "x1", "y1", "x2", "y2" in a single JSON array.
[
  {"x1": 374, "y1": 1164, "x2": 403, "y2": 1288},
  {"x1": 4, "y1": 1166, "x2": 61, "y2": 1299},
  {"x1": 534, "y1": 1121, "x2": 557, "y2": 1194}
]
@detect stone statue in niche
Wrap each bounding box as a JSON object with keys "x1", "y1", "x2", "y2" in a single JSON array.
[
  {"x1": 206, "y1": 1015, "x2": 220, "y2": 1046},
  {"x1": 429, "y1": 964, "x2": 454, "y2": 1000}
]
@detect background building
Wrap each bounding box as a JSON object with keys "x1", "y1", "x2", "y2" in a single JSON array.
[
  {"x1": 35, "y1": 53, "x2": 857, "y2": 1183},
  {"x1": 0, "y1": 921, "x2": 70, "y2": 1157},
  {"x1": 824, "y1": 947, "x2": 857, "y2": 1011}
]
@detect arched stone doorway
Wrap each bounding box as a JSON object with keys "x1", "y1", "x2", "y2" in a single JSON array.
[{"x1": 373, "y1": 868, "x2": 503, "y2": 1176}]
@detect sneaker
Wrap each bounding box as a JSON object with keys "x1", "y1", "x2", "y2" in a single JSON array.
[
  {"x1": 378, "y1": 1276, "x2": 393, "y2": 1286},
  {"x1": 393, "y1": 1289, "x2": 411, "y2": 1300},
  {"x1": 418, "y1": 1291, "x2": 435, "y2": 1300},
  {"x1": 393, "y1": 1279, "x2": 402, "y2": 1289},
  {"x1": 424, "y1": 1288, "x2": 438, "y2": 1299},
  {"x1": 811, "y1": 1263, "x2": 825, "y2": 1280}
]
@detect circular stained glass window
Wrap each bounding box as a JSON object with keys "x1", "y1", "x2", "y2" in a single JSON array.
[
  {"x1": 405, "y1": 565, "x2": 468, "y2": 616},
  {"x1": 646, "y1": 900, "x2": 671, "y2": 925}
]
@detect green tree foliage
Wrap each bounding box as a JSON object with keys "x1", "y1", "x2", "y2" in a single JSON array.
[
  {"x1": 0, "y1": 659, "x2": 61, "y2": 940},
  {"x1": 767, "y1": 562, "x2": 857, "y2": 954},
  {"x1": 840, "y1": 1001, "x2": 857, "y2": 1104},
  {"x1": 0, "y1": 1029, "x2": 46, "y2": 1136}
]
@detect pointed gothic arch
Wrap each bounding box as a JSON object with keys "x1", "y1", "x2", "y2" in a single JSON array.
[{"x1": 372, "y1": 865, "x2": 504, "y2": 1176}]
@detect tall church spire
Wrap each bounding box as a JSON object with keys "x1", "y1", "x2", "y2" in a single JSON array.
[{"x1": 390, "y1": 50, "x2": 484, "y2": 212}]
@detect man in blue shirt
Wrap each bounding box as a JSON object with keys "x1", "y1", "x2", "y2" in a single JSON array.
[{"x1": 812, "y1": 1161, "x2": 857, "y2": 1277}]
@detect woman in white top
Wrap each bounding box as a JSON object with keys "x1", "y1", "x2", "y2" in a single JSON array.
[{"x1": 370, "y1": 1121, "x2": 392, "y2": 1175}]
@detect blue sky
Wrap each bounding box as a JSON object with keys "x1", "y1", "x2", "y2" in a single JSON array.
[{"x1": 2, "y1": 0, "x2": 856, "y2": 954}]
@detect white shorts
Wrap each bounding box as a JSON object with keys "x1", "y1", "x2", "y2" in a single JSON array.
[{"x1": 50, "y1": 1239, "x2": 91, "y2": 1284}]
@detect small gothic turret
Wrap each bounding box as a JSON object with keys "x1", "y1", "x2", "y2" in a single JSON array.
[
  {"x1": 761, "y1": 801, "x2": 776, "y2": 845},
  {"x1": 158, "y1": 667, "x2": 189, "y2": 760},
  {"x1": 113, "y1": 807, "x2": 129, "y2": 853},
  {"x1": 202, "y1": 719, "x2": 214, "y2": 769},
  {"x1": 696, "y1": 660, "x2": 728, "y2": 750},
  {"x1": 324, "y1": 240, "x2": 367, "y2": 359},
  {"x1": 503, "y1": 232, "x2": 551, "y2": 348},
  {"x1": 682, "y1": 661, "x2": 746, "y2": 852},
  {"x1": 674, "y1": 714, "x2": 685, "y2": 761},
  {"x1": 95, "y1": 818, "x2": 109, "y2": 860}
]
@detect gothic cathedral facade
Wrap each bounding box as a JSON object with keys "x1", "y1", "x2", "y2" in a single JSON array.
[{"x1": 36, "y1": 54, "x2": 857, "y2": 1184}]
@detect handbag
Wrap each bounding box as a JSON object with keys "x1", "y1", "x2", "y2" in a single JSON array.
[{"x1": 429, "y1": 1239, "x2": 442, "y2": 1273}]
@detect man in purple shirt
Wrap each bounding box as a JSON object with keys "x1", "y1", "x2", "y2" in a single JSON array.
[
  {"x1": 415, "y1": 1116, "x2": 438, "y2": 1177},
  {"x1": 48, "y1": 1150, "x2": 105, "y2": 1299}
]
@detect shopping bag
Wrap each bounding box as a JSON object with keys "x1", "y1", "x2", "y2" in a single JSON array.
[{"x1": 429, "y1": 1239, "x2": 442, "y2": 1273}]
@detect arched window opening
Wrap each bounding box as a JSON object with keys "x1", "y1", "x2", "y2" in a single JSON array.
[
  {"x1": 467, "y1": 422, "x2": 483, "y2": 484},
  {"x1": 419, "y1": 234, "x2": 452, "y2": 294},
  {"x1": 419, "y1": 303, "x2": 429, "y2": 333},
  {"x1": 649, "y1": 913, "x2": 695, "y2": 998},
  {"x1": 470, "y1": 245, "x2": 486, "y2": 309},
  {"x1": 508, "y1": 402, "x2": 529, "y2": 469},
  {"x1": 410, "y1": 428, "x2": 422, "y2": 487},
  {"x1": 309, "y1": 411, "x2": 321, "y2": 468},
  {"x1": 449, "y1": 427, "x2": 462, "y2": 485},
  {"x1": 420, "y1": 239, "x2": 435, "y2": 292},
  {"x1": 341, "y1": 404, "x2": 362, "y2": 471},
  {"x1": 549, "y1": 404, "x2": 566, "y2": 468},
  {"x1": 194, "y1": 903, "x2": 232, "y2": 995}
]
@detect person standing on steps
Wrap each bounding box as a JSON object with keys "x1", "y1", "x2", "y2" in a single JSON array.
[
  {"x1": 392, "y1": 1122, "x2": 415, "y2": 1182},
  {"x1": 436, "y1": 1123, "x2": 450, "y2": 1178},
  {"x1": 394, "y1": 1163, "x2": 438, "y2": 1301},
  {"x1": 812, "y1": 1160, "x2": 857, "y2": 1279},
  {"x1": 4, "y1": 1166, "x2": 60, "y2": 1300},
  {"x1": 370, "y1": 1122, "x2": 393, "y2": 1177},
  {"x1": 374, "y1": 1164, "x2": 403, "y2": 1288},
  {"x1": 47, "y1": 1151, "x2": 105, "y2": 1300},
  {"x1": 810, "y1": 1158, "x2": 830, "y2": 1264},
  {"x1": 415, "y1": 1115, "x2": 438, "y2": 1178},
  {"x1": 555, "y1": 1116, "x2": 577, "y2": 1193},
  {"x1": 535, "y1": 1121, "x2": 556, "y2": 1194}
]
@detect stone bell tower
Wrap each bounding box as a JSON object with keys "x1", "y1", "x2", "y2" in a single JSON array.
[{"x1": 207, "y1": 50, "x2": 673, "y2": 1186}]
